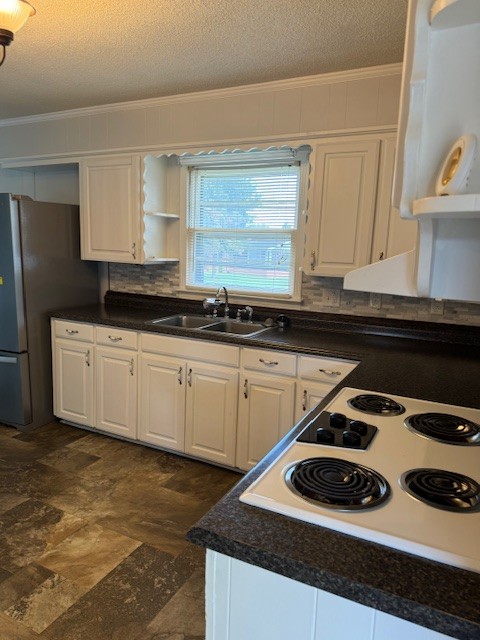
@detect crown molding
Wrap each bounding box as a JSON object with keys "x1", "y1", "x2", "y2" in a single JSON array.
[
  {"x1": 0, "y1": 125, "x2": 397, "y2": 168},
  {"x1": 0, "y1": 63, "x2": 402, "y2": 128}
]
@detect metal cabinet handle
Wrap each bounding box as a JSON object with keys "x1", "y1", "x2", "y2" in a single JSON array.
[
  {"x1": 66, "y1": 329, "x2": 79, "y2": 335},
  {"x1": 259, "y1": 358, "x2": 279, "y2": 366},
  {"x1": 85, "y1": 350, "x2": 90, "y2": 367},
  {"x1": 310, "y1": 249, "x2": 316, "y2": 270},
  {"x1": 319, "y1": 368, "x2": 341, "y2": 376},
  {"x1": 243, "y1": 379, "x2": 248, "y2": 399},
  {"x1": 178, "y1": 366, "x2": 183, "y2": 385},
  {"x1": 108, "y1": 335, "x2": 122, "y2": 342},
  {"x1": 379, "y1": 251, "x2": 384, "y2": 261},
  {"x1": 131, "y1": 242, "x2": 136, "y2": 260},
  {"x1": 129, "y1": 358, "x2": 134, "y2": 376},
  {"x1": 302, "y1": 389, "x2": 307, "y2": 411},
  {"x1": 188, "y1": 368, "x2": 192, "y2": 387}
]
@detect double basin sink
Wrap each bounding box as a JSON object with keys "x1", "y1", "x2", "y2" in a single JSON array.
[{"x1": 146, "y1": 314, "x2": 270, "y2": 337}]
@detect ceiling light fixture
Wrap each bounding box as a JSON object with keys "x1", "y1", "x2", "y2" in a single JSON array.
[{"x1": 0, "y1": 0, "x2": 35, "y2": 67}]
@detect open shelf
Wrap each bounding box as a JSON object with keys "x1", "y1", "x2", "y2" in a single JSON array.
[
  {"x1": 144, "y1": 211, "x2": 180, "y2": 219},
  {"x1": 412, "y1": 194, "x2": 480, "y2": 218},
  {"x1": 144, "y1": 257, "x2": 180, "y2": 264},
  {"x1": 142, "y1": 154, "x2": 181, "y2": 263},
  {"x1": 430, "y1": 0, "x2": 480, "y2": 29}
]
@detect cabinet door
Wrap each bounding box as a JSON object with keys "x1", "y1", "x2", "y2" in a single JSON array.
[
  {"x1": 185, "y1": 363, "x2": 238, "y2": 466},
  {"x1": 237, "y1": 373, "x2": 295, "y2": 471},
  {"x1": 305, "y1": 139, "x2": 380, "y2": 276},
  {"x1": 295, "y1": 381, "x2": 333, "y2": 423},
  {"x1": 139, "y1": 354, "x2": 186, "y2": 452},
  {"x1": 95, "y1": 346, "x2": 137, "y2": 439},
  {"x1": 80, "y1": 155, "x2": 141, "y2": 263},
  {"x1": 53, "y1": 339, "x2": 94, "y2": 427},
  {"x1": 371, "y1": 135, "x2": 417, "y2": 263}
]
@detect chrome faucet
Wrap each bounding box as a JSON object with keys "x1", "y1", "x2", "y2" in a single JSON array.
[
  {"x1": 236, "y1": 306, "x2": 254, "y2": 322},
  {"x1": 215, "y1": 286, "x2": 229, "y2": 318}
]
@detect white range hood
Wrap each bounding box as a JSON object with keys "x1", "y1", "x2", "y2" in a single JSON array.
[{"x1": 344, "y1": 0, "x2": 480, "y2": 303}]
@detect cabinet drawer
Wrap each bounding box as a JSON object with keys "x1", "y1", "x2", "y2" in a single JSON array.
[
  {"x1": 53, "y1": 320, "x2": 94, "y2": 343},
  {"x1": 298, "y1": 355, "x2": 357, "y2": 383},
  {"x1": 141, "y1": 333, "x2": 239, "y2": 367},
  {"x1": 96, "y1": 326, "x2": 138, "y2": 350},
  {"x1": 242, "y1": 348, "x2": 296, "y2": 377}
]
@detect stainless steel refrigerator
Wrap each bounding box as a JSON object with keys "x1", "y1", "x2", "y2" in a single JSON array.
[{"x1": 0, "y1": 194, "x2": 99, "y2": 431}]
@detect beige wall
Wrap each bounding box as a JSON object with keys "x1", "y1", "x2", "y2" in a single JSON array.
[
  {"x1": 0, "y1": 66, "x2": 401, "y2": 162},
  {"x1": 2, "y1": 64, "x2": 479, "y2": 326}
]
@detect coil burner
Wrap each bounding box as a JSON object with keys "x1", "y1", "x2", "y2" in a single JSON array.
[
  {"x1": 240, "y1": 387, "x2": 480, "y2": 573},
  {"x1": 401, "y1": 469, "x2": 480, "y2": 512},
  {"x1": 286, "y1": 457, "x2": 390, "y2": 511},
  {"x1": 405, "y1": 413, "x2": 480, "y2": 446},
  {"x1": 348, "y1": 394, "x2": 405, "y2": 416}
]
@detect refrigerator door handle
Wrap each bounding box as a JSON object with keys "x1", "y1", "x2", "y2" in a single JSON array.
[{"x1": 0, "y1": 356, "x2": 17, "y2": 364}]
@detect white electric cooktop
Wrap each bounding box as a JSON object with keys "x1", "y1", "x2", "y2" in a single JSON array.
[{"x1": 240, "y1": 387, "x2": 480, "y2": 573}]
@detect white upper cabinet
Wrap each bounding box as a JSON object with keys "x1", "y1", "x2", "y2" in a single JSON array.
[
  {"x1": 305, "y1": 137, "x2": 381, "y2": 277},
  {"x1": 370, "y1": 134, "x2": 417, "y2": 263},
  {"x1": 305, "y1": 134, "x2": 417, "y2": 279},
  {"x1": 79, "y1": 153, "x2": 180, "y2": 264},
  {"x1": 345, "y1": 1, "x2": 480, "y2": 302},
  {"x1": 80, "y1": 155, "x2": 141, "y2": 263}
]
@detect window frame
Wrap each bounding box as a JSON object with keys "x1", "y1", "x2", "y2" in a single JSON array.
[{"x1": 179, "y1": 147, "x2": 310, "y2": 304}]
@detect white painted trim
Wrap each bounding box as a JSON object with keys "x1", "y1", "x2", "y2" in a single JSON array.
[
  {"x1": 1, "y1": 157, "x2": 83, "y2": 168},
  {"x1": 0, "y1": 125, "x2": 397, "y2": 167},
  {"x1": 0, "y1": 64, "x2": 402, "y2": 128}
]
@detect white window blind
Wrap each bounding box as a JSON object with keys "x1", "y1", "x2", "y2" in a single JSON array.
[{"x1": 186, "y1": 162, "x2": 301, "y2": 297}]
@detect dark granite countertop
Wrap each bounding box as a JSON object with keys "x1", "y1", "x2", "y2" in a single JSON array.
[{"x1": 51, "y1": 292, "x2": 480, "y2": 639}]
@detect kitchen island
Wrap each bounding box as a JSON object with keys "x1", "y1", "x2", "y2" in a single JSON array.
[{"x1": 53, "y1": 291, "x2": 480, "y2": 640}]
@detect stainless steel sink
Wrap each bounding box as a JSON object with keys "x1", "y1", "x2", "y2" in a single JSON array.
[
  {"x1": 146, "y1": 315, "x2": 270, "y2": 337},
  {"x1": 147, "y1": 315, "x2": 217, "y2": 329},
  {"x1": 199, "y1": 320, "x2": 269, "y2": 336}
]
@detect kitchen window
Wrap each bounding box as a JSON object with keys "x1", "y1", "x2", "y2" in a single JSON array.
[{"x1": 180, "y1": 147, "x2": 310, "y2": 301}]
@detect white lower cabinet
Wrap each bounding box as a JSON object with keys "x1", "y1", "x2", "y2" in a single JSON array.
[
  {"x1": 138, "y1": 354, "x2": 185, "y2": 452},
  {"x1": 295, "y1": 381, "x2": 333, "y2": 423},
  {"x1": 139, "y1": 353, "x2": 237, "y2": 464},
  {"x1": 95, "y1": 346, "x2": 138, "y2": 438},
  {"x1": 237, "y1": 373, "x2": 295, "y2": 471},
  {"x1": 295, "y1": 355, "x2": 359, "y2": 423},
  {"x1": 185, "y1": 363, "x2": 238, "y2": 466},
  {"x1": 140, "y1": 332, "x2": 240, "y2": 465},
  {"x1": 206, "y1": 551, "x2": 455, "y2": 640},
  {"x1": 52, "y1": 319, "x2": 359, "y2": 469},
  {"x1": 53, "y1": 339, "x2": 94, "y2": 427}
]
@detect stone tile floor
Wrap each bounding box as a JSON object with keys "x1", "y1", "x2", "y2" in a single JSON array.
[{"x1": 0, "y1": 422, "x2": 241, "y2": 639}]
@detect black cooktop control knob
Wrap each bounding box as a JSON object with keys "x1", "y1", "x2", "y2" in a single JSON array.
[
  {"x1": 350, "y1": 420, "x2": 368, "y2": 436},
  {"x1": 343, "y1": 430, "x2": 362, "y2": 447},
  {"x1": 329, "y1": 412, "x2": 346, "y2": 429},
  {"x1": 316, "y1": 428, "x2": 335, "y2": 444},
  {"x1": 296, "y1": 411, "x2": 378, "y2": 450}
]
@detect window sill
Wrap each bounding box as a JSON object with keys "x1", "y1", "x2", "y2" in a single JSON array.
[{"x1": 176, "y1": 288, "x2": 303, "y2": 308}]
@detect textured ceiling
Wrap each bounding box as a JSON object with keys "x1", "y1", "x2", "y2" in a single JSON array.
[{"x1": 0, "y1": 0, "x2": 408, "y2": 120}]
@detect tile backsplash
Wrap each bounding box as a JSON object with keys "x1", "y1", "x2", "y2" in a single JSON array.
[{"x1": 109, "y1": 263, "x2": 480, "y2": 327}]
